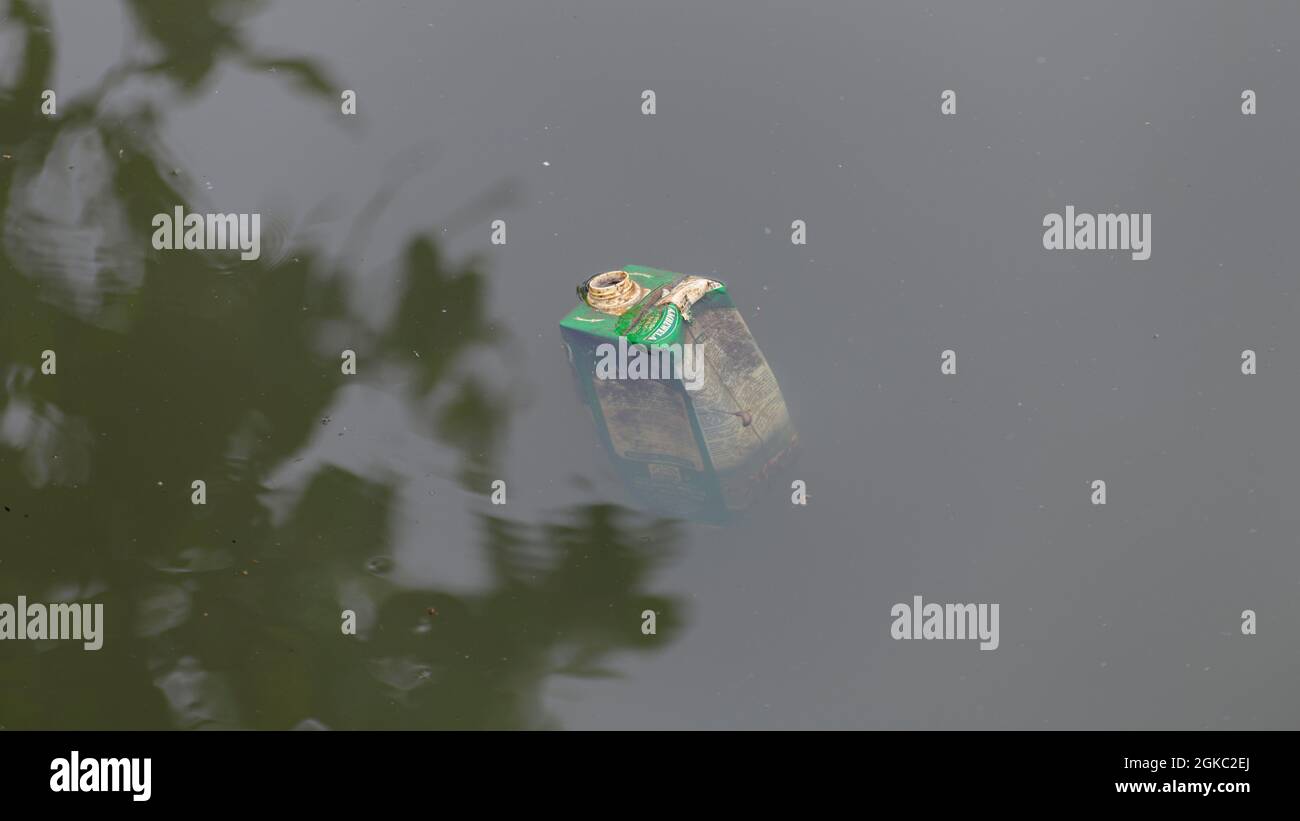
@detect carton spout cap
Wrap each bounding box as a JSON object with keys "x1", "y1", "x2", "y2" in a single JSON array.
[{"x1": 579, "y1": 269, "x2": 648, "y2": 315}]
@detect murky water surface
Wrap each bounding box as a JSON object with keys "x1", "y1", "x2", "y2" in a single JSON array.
[{"x1": 1, "y1": 0, "x2": 1297, "y2": 728}]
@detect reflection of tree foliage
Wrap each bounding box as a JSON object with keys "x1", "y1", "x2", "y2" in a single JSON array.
[
  {"x1": 254, "y1": 487, "x2": 685, "y2": 730},
  {"x1": 0, "y1": 0, "x2": 684, "y2": 729}
]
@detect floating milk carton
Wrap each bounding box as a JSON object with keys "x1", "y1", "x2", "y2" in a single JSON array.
[{"x1": 560, "y1": 266, "x2": 799, "y2": 522}]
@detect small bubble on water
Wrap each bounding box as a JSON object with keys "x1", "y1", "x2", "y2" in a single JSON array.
[{"x1": 366, "y1": 556, "x2": 394, "y2": 575}]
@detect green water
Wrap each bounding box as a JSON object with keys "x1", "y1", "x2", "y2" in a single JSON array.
[
  {"x1": 0, "y1": 0, "x2": 684, "y2": 729},
  {"x1": 4, "y1": 0, "x2": 1298, "y2": 730}
]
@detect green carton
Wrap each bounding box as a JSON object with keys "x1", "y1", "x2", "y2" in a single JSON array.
[{"x1": 561, "y1": 266, "x2": 799, "y2": 522}]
